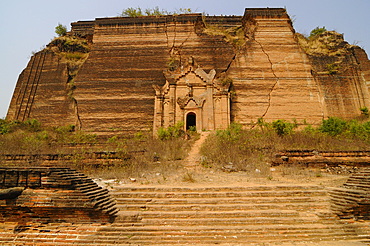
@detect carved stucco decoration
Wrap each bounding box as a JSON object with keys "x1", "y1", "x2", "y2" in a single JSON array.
[{"x1": 153, "y1": 57, "x2": 231, "y2": 133}]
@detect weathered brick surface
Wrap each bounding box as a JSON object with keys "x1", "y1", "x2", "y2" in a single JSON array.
[
  {"x1": 7, "y1": 51, "x2": 74, "y2": 126},
  {"x1": 229, "y1": 9, "x2": 324, "y2": 125},
  {"x1": 311, "y1": 51, "x2": 370, "y2": 119},
  {"x1": 0, "y1": 167, "x2": 118, "y2": 224},
  {"x1": 273, "y1": 150, "x2": 370, "y2": 167},
  {"x1": 6, "y1": 8, "x2": 370, "y2": 135}
]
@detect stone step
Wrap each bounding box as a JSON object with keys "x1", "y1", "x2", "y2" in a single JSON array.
[
  {"x1": 95, "y1": 196, "x2": 116, "y2": 207},
  {"x1": 116, "y1": 202, "x2": 330, "y2": 212},
  {"x1": 2, "y1": 183, "x2": 368, "y2": 245},
  {"x1": 59, "y1": 173, "x2": 88, "y2": 180},
  {"x1": 344, "y1": 183, "x2": 370, "y2": 190},
  {"x1": 112, "y1": 185, "x2": 324, "y2": 192},
  {"x1": 97, "y1": 204, "x2": 118, "y2": 214},
  {"x1": 73, "y1": 228, "x2": 364, "y2": 244},
  {"x1": 114, "y1": 216, "x2": 337, "y2": 227},
  {"x1": 111, "y1": 190, "x2": 327, "y2": 199},
  {"x1": 83, "y1": 187, "x2": 107, "y2": 197},
  {"x1": 91, "y1": 224, "x2": 360, "y2": 233},
  {"x1": 75, "y1": 182, "x2": 99, "y2": 190},
  {"x1": 330, "y1": 187, "x2": 367, "y2": 195},
  {"x1": 130, "y1": 210, "x2": 301, "y2": 219},
  {"x1": 5, "y1": 226, "x2": 361, "y2": 244},
  {"x1": 115, "y1": 196, "x2": 328, "y2": 204},
  {"x1": 85, "y1": 188, "x2": 109, "y2": 198},
  {"x1": 74, "y1": 238, "x2": 367, "y2": 245}
]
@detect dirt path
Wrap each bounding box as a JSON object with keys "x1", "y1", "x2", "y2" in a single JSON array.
[{"x1": 183, "y1": 131, "x2": 210, "y2": 168}]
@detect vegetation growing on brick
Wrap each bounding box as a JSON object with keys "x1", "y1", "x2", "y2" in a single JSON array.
[
  {"x1": 45, "y1": 35, "x2": 91, "y2": 129},
  {"x1": 297, "y1": 29, "x2": 353, "y2": 57},
  {"x1": 203, "y1": 24, "x2": 246, "y2": 47},
  {"x1": 119, "y1": 7, "x2": 193, "y2": 17}
]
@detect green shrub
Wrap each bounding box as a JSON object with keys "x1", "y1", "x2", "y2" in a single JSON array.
[
  {"x1": 188, "y1": 125, "x2": 197, "y2": 132},
  {"x1": 346, "y1": 120, "x2": 370, "y2": 142},
  {"x1": 157, "y1": 121, "x2": 185, "y2": 140},
  {"x1": 0, "y1": 119, "x2": 11, "y2": 134},
  {"x1": 23, "y1": 119, "x2": 42, "y2": 132},
  {"x1": 319, "y1": 117, "x2": 347, "y2": 136},
  {"x1": 271, "y1": 119, "x2": 296, "y2": 136},
  {"x1": 157, "y1": 127, "x2": 171, "y2": 140},
  {"x1": 216, "y1": 122, "x2": 242, "y2": 141},
  {"x1": 0, "y1": 119, "x2": 42, "y2": 135}
]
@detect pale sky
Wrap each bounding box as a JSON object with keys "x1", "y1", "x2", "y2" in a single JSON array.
[{"x1": 0, "y1": 0, "x2": 369, "y2": 118}]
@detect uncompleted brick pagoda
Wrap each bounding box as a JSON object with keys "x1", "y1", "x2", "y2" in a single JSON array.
[{"x1": 6, "y1": 8, "x2": 370, "y2": 136}]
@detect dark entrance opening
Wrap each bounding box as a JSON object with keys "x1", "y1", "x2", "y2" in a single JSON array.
[{"x1": 186, "y1": 112, "x2": 196, "y2": 130}]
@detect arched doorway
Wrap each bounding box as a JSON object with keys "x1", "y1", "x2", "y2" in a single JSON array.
[{"x1": 186, "y1": 112, "x2": 196, "y2": 130}]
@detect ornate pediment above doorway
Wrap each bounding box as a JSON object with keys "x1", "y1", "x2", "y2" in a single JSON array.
[
  {"x1": 153, "y1": 57, "x2": 231, "y2": 134},
  {"x1": 163, "y1": 57, "x2": 217, "y2": 86}
]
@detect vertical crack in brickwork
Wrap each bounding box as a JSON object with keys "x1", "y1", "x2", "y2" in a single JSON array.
[
  {"x1": 66, "y1": 56, "x2": 88, "y2": 130},
  {"x1": 176, "y1": 26, "x2": 193, "y2": 67},
  {"x1": 255, "y1": 39, "x2": 280, "y2": 119},
  {"x1": 72, "y1": 98, "x2": 82, "y2": 130},
  {"x1": 172, "y1": 18, "x2": 177, "y2": 50},
  {"x1": 165, "y1": 17, "x2": 193, "y2": 71},
  {"x1": 223, "y1": 54, "x2": 237, "y2": 73},
  {"x1": 164, "y1": 18, "x2": 170, "y2": 49}
]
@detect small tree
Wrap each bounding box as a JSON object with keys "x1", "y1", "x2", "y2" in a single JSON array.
[
  {"x1": 55, "y1": 23, "x2": 67, "y2": 37},
  {"x1": 144, "y1": 6, "x2": 170, "y2": 16},
  {"x1": 121, "y1": 7, "x2": 143, "y2": 17},
  {"x1": 176, "y1": 8, "x2": 193, "y2": 14}
]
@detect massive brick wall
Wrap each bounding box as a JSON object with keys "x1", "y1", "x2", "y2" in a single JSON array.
[
  {"x1": 72, "y1": 14, "x2": 236, "y2": 135},
  {"x1": 229, "y1": 9, "x2": 324, "y2": 125},
  {"x1": 312, "y1": 48, "x2": 370, "y2": 119},
  {"x1": 6, "y1": 51, "x2": 75, "y2": 126},
  {"x1": 6, "y1": 8, "x2": 370, "y2": 135}
]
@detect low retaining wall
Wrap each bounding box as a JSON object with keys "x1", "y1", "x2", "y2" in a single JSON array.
[{"x1": 0, "y1": 167, "x2": 118, "y2": 225}]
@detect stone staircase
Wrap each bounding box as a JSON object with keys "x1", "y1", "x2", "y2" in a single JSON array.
[
  {"x1": 1, "y1": 184, "x2": 369, "y2": 245},
  {"x1": 103, "y1": 185, "x2": 369, "y2": 245},
  {"x1": 330, "y1": 168, "x2": 370, "y2": 220},
  {"x1": 55, "y1": 168, "x2": 120, "y2": 217}
]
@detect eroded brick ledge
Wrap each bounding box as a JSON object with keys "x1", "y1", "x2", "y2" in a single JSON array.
[{"x1": 0, "y1": 167, "x2": 118, "y2": 226}]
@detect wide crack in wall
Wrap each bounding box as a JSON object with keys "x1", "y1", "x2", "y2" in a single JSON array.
[
  {"x1": 254, "y1": 38, "x2": 279, "y2": 119},
  {"x1": 47, "y1": 35, "x2": 91, "y2": 130}
]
